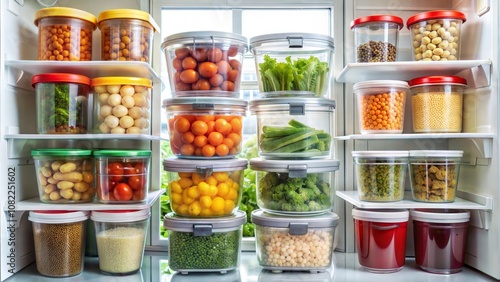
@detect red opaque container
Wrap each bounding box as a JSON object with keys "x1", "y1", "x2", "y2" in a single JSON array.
[
  {"x1": 352, "y1": 208, "x2": 409, "y2": 273},
  {"x1": 411, "y1": 209, "x2": 470, "y2": 274}
]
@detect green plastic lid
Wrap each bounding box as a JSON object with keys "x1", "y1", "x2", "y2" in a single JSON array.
[
  {"x1": 31, "y1": 148, "x2": 92, "y2": 157},
  {"x1": 93, "y1": 149, "x2": 151, "y2": 157}
]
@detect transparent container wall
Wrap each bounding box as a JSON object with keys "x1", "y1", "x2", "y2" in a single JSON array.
[{"x1": 353, "y1": 22, "x2": 401, "y2": 62}]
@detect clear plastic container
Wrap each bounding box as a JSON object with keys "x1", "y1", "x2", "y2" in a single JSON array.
[
  {"x1": 352, "y1": 151, "x2": 408, "y2": 202},
  {"x1": 91, "y1": 76, "x2": 152, "y2": 135},
  {"x1": 249, "y1": 33, "x2": 334, "y2": 98},
  {"x1": 161, "y1": 31, "x2": 248, "y2": 97},
  {"x1": 29, "y1": 210, "x2": 89, "y2": 277},
  {"x1": 249, "y1": 98, "x2": 335, "y2": 158},
  {"x1": 251, "y1": 210, "x2": 339, "y2": 273},
  {"x1": 163, "y1": 157, "x2": 247, "y2": 217},
  {"x1": 91, "y1": 209, "x2": 150, "y2": 275},
  {"x1": 351, "y1": 15, "x2": 404, "y2": 62},
  {"x1": 353, "y1": 80, "x2": 409, "y2": 134},
  {"x1": 409, "y1": 76, "x2": 467, "y2": 133},
  {"x1": 163, "y1": 211, "x2": 246, "y2": 274},
  {"x1": 250, "y1": 158, "x2": 339, "y2": 215},
  {"x1": 31, "y1": 149, "x2": 95, "y2": 203},
  {"x1": 409, "y1": 150, "x2": 463, "y2": 202},
  {"x1": 352, "y1": 208, "x2": 409, "y2": 273},
  {"x1": 97, "y1": 9, "x2": 159, "y2": 63},
  {"x1": 163, "y1": 97, "x2": 247, "y2": 159},
  {"x1": 407, "y1": 10, "x2": 466, "y2": 61},
  {"x1": 32, "y1": 73, "x2": 91, "y2": 134},
  {"x1": 34, "y1": 7, "x2": 96, "y2": 61},
  {"x1": 411, "y1": 209, "x2": 470, "y2": 274},
  {"x1": 94, "y1": 149, "x2": 151, "y2": 203}
]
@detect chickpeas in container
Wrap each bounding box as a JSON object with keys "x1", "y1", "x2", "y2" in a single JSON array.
[
  {"x1": 91, "y1": 77, "x2": 152, "y2": 135},
  {"x1": 97, "y1": 9, "x2": 160, "y2": 63},
  {"x1": 251, "y1": 210, "x2": 339, "y2": 273},
  {"x1": 34, "y1": 7, "x2": 96, "y2": 61},
  {"x1": 350, "y1": 15, "x2": 404, "y2": 62},
  {"x1": 407, "y1": 10, "x2": 466, "y2": 61}
]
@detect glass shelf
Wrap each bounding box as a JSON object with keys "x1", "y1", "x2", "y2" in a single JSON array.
[{"x1": 4, "y1": 133, "x2": 161, "y2": 141}]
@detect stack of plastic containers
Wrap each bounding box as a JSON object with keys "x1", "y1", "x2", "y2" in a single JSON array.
[
  {"x1": 247, "y1": 33, "x2": 340, "y2": 273},
  {"x1": 160, "y1": 31, "x2": 249, "y2": 274}
]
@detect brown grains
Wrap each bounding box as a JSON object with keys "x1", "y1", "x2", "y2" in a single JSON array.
[
  {"x1": 411, "y1": 91, "x2": 463, "y2": 132},
  {"x1": 357, "y1": 40, "x2": 397, "y2": 62}
]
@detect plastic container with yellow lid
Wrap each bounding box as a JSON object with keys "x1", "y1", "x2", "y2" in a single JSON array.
[
  {"x1": 34, "y1": 7, "x2": 97, "y2": 61},
  {"x1": 97, "y1": 9, "x2": 160, "y2": 63},
  {"x1": 91, "y1": 76, "x2": 153, "y2": 135}
]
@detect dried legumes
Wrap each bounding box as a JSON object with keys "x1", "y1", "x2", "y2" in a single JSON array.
[
  {"x1": 357, "y1": 41, "x2": 397, "y2": 62},
  {"x1": 360, "y1": 91, "x2": 405, "y2": 132}
]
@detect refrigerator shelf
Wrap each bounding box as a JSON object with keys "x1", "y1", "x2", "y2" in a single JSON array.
[
  {"x1": 4, "y1": 133, "x2": 162, "y2": 141},
  {"x1": 336, "y1": 60, "x2": 492, "y2": 88}
]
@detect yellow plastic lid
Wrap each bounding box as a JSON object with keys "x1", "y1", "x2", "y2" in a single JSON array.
[
  {"x1": 91, "y1": 77, "x2": 152, "y2": 88},
  {"x1": 97, "y1": 9, "x2": 160, "y2": 33},
  {"x1": 34, "y1": 7, "x2": 97, "y2": 29}
]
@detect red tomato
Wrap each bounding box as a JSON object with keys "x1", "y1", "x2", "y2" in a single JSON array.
[
  {"x1": 132, "y1": 189, "x2": 146, "y2": 201},
  {"x1": 107, "y1": 162, "x2": 124, "y2": 181},
  {"x1": 123, "y1": 163, "x2": 136, "y2": 176},
  {"x1": 113, "y1": 183, "x2": 133, "y2": 201},
  {"x1": 134, "y1": 163, "x2": 147, "y2": 174},
  {"x1": 128, "y1": 175, "x2": 144, "y2": 190}
]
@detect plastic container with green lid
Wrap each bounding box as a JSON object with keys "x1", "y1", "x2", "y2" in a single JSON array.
[
  {"x1": 251, "y1": 210, "x2": 339, "y2": 273},
  {"x1": 32, "y1": 73, "x2": 91, "y2": 134},
  {"x1": 163, "y1": 157, "x2": 247, "y2": 218},
  {"x1": 161, "y1": 31, "x2": 248, "y2": 96},
  {"x1": 250, "y1": 157, "x2": 339, "y2": 215},
  {"x1": 163, "y1": 97, "x2": 248, "y2": 159},
  {"x1": 94, "y1": 149, "x2": 151, "y2": 203},
  {"x1": 97, "y1": 9, "x2": 160, "y2": 63},
  {"x1": 91, "y1": 76, "x2": 152, "y2": 135},
  {"x1": 163, "y1": 210, "x2": 246, "y2": 274},
  {"x1": 32, "y1": 149, "x2": 95, "y2": 203},
  {"x1": 249, "y1": 33, "x2": 334, "y2": 98},
  {"x1": 34, "y1": 7, "x2": 96, "y2": 61},
  {"x1": 29, "y1": 210, "x2": 89, "y2": 277},
  {"x1": 249, "y1": 97, "x2": 335, "y2": 159}
]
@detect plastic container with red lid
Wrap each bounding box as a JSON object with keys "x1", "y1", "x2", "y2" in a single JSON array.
[
  {"x1": 407, "y1": 10, "x2": 467, "y2": 61},
  {"x1": 411, "y1": 209, "x2": 470, "y2": 274},
  {"x1": 352, "y1": 208, "x2": 409, "y2": 273},
  {"x1": 409, "y1": 76, "x2": 467, "y2": 133},
  {"x1": 351, "y1": 15, "x2": 404, "y2": 63}
]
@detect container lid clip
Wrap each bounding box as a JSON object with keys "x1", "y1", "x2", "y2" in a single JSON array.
[
  {"x1": 289, "y1": 223, "x2": 308, "y2": 235},
  {"x1": 288, "y1": 164, "x2": 308, "y2": 178},
  {"x1": 289, "y1": 103, "x2": 305, "y2": 115},
  {"x1": 196, "y1": 165, "x2": 213, "y2": 179},
  {"x1": 287, "y1": 36, "x2": 304, "y2": 48},
  {"x1": 193, "y1": 224, "x2": 213, "y2": 236}
]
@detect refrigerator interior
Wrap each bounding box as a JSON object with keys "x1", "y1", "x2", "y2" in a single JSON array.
[{"x1": 0, "y1": 0, "x2": 499, "y2": 280}]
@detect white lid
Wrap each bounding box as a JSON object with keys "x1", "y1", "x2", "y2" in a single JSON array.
[
  {"x1": 91, "y1": 209, "x2": 150, "y2": 223},
  {"x1": 411, "y1": 209, "x2": 470, "y2": 223},
  {"x1": 409, "y1": 150, "x2": 463, "y2": 158},
  {"x1": 163, "y1": 157, "x2": 248, "y2": 172},
  {"x1": 250, "y1": 157, "x2": 339, "y2": 173},
  {"x1": 352, "y1": 208, "x2": 409, "y2": 223},
  {"x1": 353, "y1": 80, "x2": 409, "y2": 91},
  {"x1": 29, "y1": 210, "x2": 89, "y2": 224},
  {"x1": 352, "y1": 151, "x2": 409, "y2": 158}
]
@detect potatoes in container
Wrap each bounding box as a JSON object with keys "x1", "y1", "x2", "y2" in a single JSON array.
[
  {"x1": 32, "y1": 149, "x2": 95, "y2": 203},
  {"x1": 249, "y1": 97, "x2": 335, "y2": 158},
  {"x1": 161, "y1": 31, "x2": 248, "y2": 97},
  {"x1": 91, "y1": 76, "x2": 152, "y2": 135},
  {"x1": 251, "y1": 210, "x2": 339, "y2": 273},
  {"x1": 163, "y1": 157, "x2": 247, "y2": 217}
]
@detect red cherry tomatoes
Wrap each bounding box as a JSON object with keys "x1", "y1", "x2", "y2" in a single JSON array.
[
  {"x1": 113, "y1": 183, "x2": 133, "y2": 201},
  {"x1": 128, "y1": 175, "x2": 145, "y2": 191},
  {"x1": 107, "y1": 162, "x2": 124, "y2": 181}
]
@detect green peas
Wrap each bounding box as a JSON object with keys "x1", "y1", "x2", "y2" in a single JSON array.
[{"x1": 356, "y1": 161, "x2": 406, "y2": 201}]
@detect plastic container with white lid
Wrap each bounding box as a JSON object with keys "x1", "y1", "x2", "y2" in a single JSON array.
[
  {"x1": 351, "y1": 15, "x2": 404, "y2": 62},
  {"x1": 249, "y1": 97, "x2": 335, "y2": 159},
  {"x1": 352, "y1": 151, "x2": 408, "y2": 202},
  {"x1": 409, "y1": 150, "x2": 463, "y2": 202},
  {"x1": 161, "y1": 31, "x2": 248, "y2": 96},
  {"x1": 251, "y1": 209, "x2": 339, "y2": 273},
  {"x1": 409, "y1": 76, "x2": 467, "y2": 133},
  {"x1": 163, "y1": 97, "x2": 247, "y2": 159},
  {"x1": 411, "y1": 209, "x2": 470, "y2": 274},
  {"x1": 352, "y1": 208, "x2": 409, "y2": 273},
  {"x1": 407, "y1": 10, "x2": 466, "y2": 61},
  {"x1": 34, "y1": 7, "x2": 97, "y2": 61},
  {"x1": 163, "y1": 157, "x2": 247, "y2": 217},
  {"x1": 250, "y1": 157, "x2": 339, "y2": 215},
  {"x1": 249, "y1": 33, "x2": 334, "y2": 98},
  {"x1": 29, "y1": 210, "x2": 89, "y2": 277},
  {"x1": 97, "y1": 9, "x2": 160, "y2": 63},
  {"x1": 163, "y1": 210, "x2": 246, "y2": 274},
  {"x1": 353, "y1": 80, "x2": 409, "y2": 134},
  {"x1": 91, "y1": 209, "x2": 150, "y2": 275}
]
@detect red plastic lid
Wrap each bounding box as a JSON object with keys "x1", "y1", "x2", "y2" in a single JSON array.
[
  {"x1": 407, "y1": 10, "x2": 467, "y2": 28},
  {"x1": 409, "y1": 76, "x2": 467, "y2": 87},
  {"x1": 351, "y1": 15, "x2": 404, "y2": 29},
  {"x1": 32, "y1": 73, "x2": 91, "y2": 87}
]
